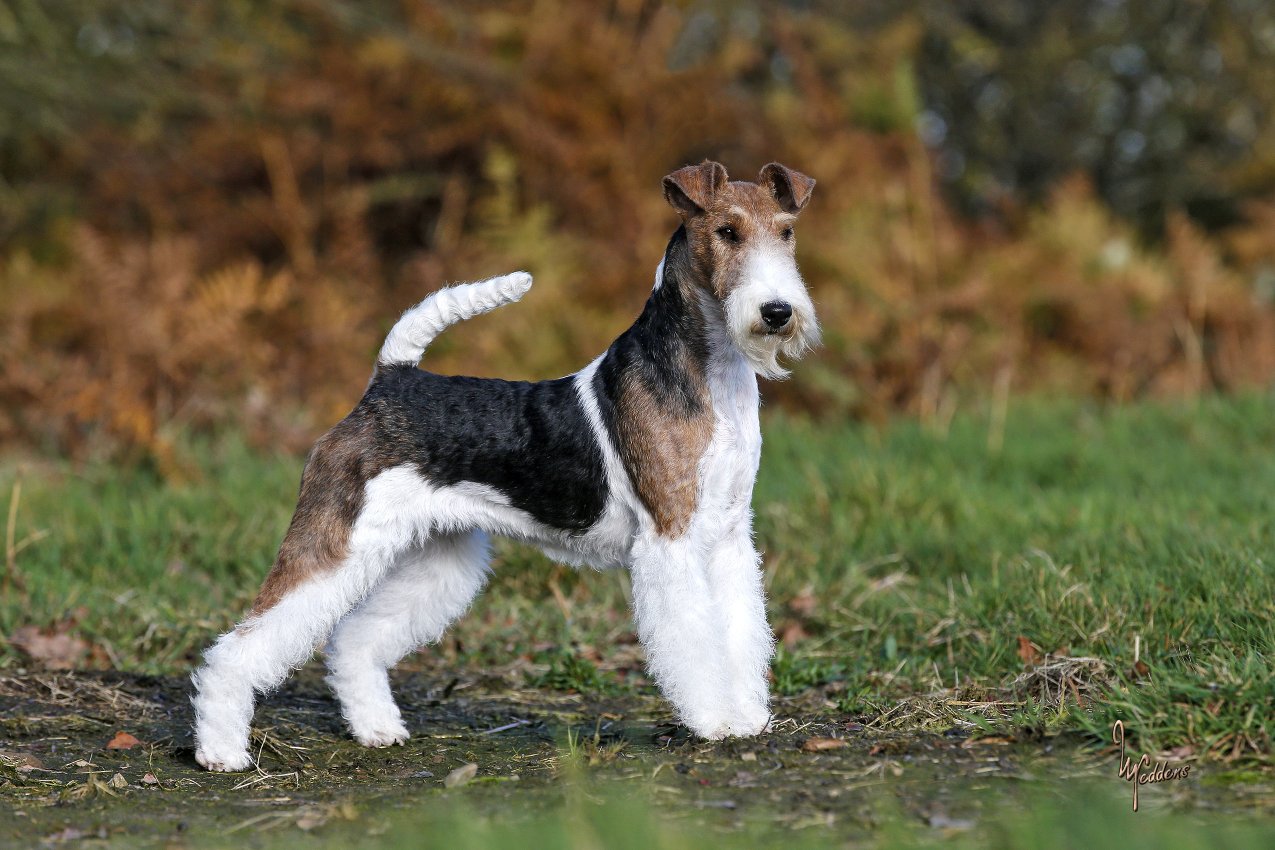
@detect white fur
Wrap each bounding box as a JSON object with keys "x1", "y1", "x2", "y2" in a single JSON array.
[
  {"x1": 378, "y1": 271, "x2": 533, "y2": 367},
  {"x1": 193, "y1": 254, "x2": 811, "y2": 770},
  {"x1": 192, "y1": 506, "x2": 407, "y2": 771},
  {"x1": 724, "y1": 247, "x2": 820, "y2": 379},
  {"x1": 326, "y1": 532, "x2": 491, "y2": 747},
  {"x1": 191, "y1": 463, "x2": 640, "y2": 770},
  {"x1": 626, "y1": 341, "x2": 772, "y2": 738}
]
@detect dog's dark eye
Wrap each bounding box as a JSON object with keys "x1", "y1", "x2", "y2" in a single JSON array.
[
  {"x1": 781, "y1": 227, "x2": 794, "y2": 241},
  {"x1": 716, "y1": 226, "x2": 740, "y2": 243}
]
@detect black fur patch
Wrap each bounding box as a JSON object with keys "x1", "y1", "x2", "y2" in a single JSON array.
[
  {"x1": 593, "y1": 227, "x2": 711, "y2": 438},
  {"x1": 356, "y1": 367, "x2": 608, "y2": 533}
]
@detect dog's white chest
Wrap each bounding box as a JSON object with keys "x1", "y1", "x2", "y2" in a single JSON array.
[{"x1": 698, "y1": 355, "x2": 762, "y2": 524}]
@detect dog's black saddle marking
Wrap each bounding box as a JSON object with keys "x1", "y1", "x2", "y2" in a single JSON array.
[{"x1": 360, "y1": 366, "x2": 608, "y2": 533}]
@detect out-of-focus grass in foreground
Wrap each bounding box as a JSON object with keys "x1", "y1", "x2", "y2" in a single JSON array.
[{"x1": 227, "y1": 785, "x2": 1273, "y2": 850}]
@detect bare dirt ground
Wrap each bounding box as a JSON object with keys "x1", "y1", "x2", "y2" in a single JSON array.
[{"x1": 7, "y1": 666, "x2": 1252, "y2": 848}]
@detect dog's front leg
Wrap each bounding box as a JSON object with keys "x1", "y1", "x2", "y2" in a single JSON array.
[
  {"x1": 628, "y1": 534, "x2": 734, "y2": 739},
  {"x1": 706, "y1": 518, "x2": 773, "y2": 736}
]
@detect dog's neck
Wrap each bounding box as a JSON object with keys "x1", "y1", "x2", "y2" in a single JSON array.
[
  {"x1": 592, "y1": 229, "x2": 736, "y2": 537},
  {"x1": 626, "y1": 227, "x2": 746, "y2": 395}
]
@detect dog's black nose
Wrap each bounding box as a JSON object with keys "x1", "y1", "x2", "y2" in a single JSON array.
[{"x1": 759, "y1": 301, "x2": 793, "y2": 330}]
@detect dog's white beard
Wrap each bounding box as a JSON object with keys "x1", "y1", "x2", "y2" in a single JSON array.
[{"x1": 724, "y1": 250, "x2": 820, "y2": 380}]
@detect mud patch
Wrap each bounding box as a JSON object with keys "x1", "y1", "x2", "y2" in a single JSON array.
[{"x1": 0, "y1": 669, "x2": 1259, "y2": 847}]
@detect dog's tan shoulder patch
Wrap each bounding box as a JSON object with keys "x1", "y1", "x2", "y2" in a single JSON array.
[
  {"x1": 611, "y1": 369, "x2": 713, "y2": 539},
  {"x1": 592, "y1": 232, "x2": 721, "y2": 539}
]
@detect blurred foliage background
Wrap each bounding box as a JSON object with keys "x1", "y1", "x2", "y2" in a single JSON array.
[{"x1": 2, "y1": 0, "x2": 1274, "y2": 470}]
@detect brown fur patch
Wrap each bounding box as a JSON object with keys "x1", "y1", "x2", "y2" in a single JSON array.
[
  {"x1": 611, "y1": 326, "x2": 714, "y2": 538},
  {"x1": 248, "y1": 414, "x2": 383, "y2": 617}
]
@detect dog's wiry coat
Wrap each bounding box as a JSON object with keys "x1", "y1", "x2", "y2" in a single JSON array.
[
  {"x1": 594, "y1": 228, "x2": 715, "y2": 537},
  {"x1": 192, "y1": 161, "x2": 818, "y2": 772},
  {"x1": 250, "y1": 416, "x2": 378, "y2": 616}
]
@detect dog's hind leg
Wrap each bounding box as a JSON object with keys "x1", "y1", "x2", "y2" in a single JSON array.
[
  {"x1": 191, "y1": 541, "x2": 399, "y2": 772},
  {"x1": 325, "y1": 531, "x2": 491, "y2": 747}
]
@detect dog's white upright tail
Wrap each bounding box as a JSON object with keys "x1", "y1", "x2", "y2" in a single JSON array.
[{"x1": 377, "y1": 271, "x2": 533, "y2": 368}]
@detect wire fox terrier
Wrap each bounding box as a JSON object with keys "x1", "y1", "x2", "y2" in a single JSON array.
[{"x1": 192, "y1": 160, "x2": 819, "y2": 771}]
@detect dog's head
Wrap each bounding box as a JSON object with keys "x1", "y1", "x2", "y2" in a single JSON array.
[{"x1": 663, "y1": 160, "x2": 819, "y2": 379}]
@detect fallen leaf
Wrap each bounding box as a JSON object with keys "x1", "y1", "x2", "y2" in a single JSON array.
[
  {"x1": 140, "y1": 773, "x2": 159, "y2": 785},
  {"x1": 0, "y1": 750, "x2": 43, "y2": 770},
  {"x1": 9, "y1": 625, "x2": 89, "y2": 670},
  {"x1": 776, "y1": 619, "x2": 809, "y2": 648},
  {"x1": 295, "y1": 812, "x2": 326, "y2": 831},
  {"x1": 1016, "y1": 636, "x2": 1041, "y2": 666},
  {"x1": 41, "y1": 827, "x2": 89, "y2": 844},
  {"x1": 801, "y1": 737, "x2": 847, "y2": 753},
  {"x1": 788, "y1": 585, "x2": 818, "y2": 618},
  {"x1": 106, "y1": 731, "x2": 142, "y2": 750},
  {"x1": 929, "y1": 813, "x2": 975, "y2": 831},
  {"x1": 443, "y1": 763, "x2": 478, "y2": 788},
  {"x1": 964, "y1": 735, "x2": 1013, "y2": 746}
]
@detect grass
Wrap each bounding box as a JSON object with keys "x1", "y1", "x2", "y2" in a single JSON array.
[
  {"x1": 2, "y1": 392, "x2": 1273, "y2": 768},
  {"x1": 223, "y1": 787, "x2": 1275, "y2": 850}
]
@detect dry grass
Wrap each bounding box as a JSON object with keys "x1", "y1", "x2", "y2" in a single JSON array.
[
  {"x1": 0, "y1": 673, "x2": 160, "y2": 719},
  {"x1": 1006, "y1": 656, "x2": 1113, "y2": 709},
  {"x1": 1, "y1": 4, "x2": 1274, "y2": 464}
]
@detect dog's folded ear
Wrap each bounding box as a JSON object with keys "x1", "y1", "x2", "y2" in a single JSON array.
[
  {"x1": 758, "y1": 163, "x2": 815, "y2": 214},
  {"x1": 663, "y1": 160, "x2": 728, "y2": 218}
]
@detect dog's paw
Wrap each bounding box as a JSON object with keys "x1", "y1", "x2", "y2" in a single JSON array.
[
  {"x1": 353, "y1": 719, "x2": 410, "y2": 749},
  {"x1": 682, "y1": 713, "x2": 734, "y2": 741},
  {"x1": 700, "y1": 725, "x2": 733, "y2": 741},
  {"x1": 684, "y1": 707, "x2": 771, "y2": 741},
  {"x1": 725, "y1": 707, "x2": 772, "y2": 737},
  {"x1": 195, "y1": 746, "x2": 254, "y2": 773}
]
